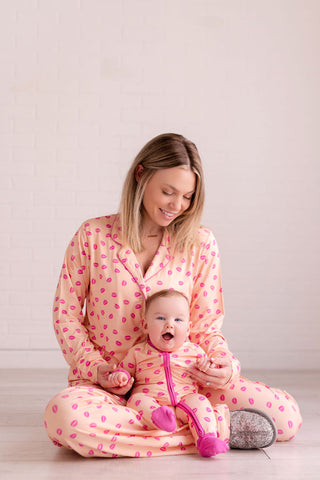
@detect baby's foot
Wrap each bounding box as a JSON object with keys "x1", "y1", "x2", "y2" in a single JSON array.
[
  {"x1": 197, "y1": 433, "x2": 229, "y2": 457},
  {"x1": 151, "y1": 406, "x2": 177, "y2": 432}
]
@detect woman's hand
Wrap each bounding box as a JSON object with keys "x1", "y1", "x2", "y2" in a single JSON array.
[
  {"x1": 97, "y1": 364, "x2": 134, "y2": 395},
  {"x1": 189, "y1": 355, "x2": 233, "y2": 389}
]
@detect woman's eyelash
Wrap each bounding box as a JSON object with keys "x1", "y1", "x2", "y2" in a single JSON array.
[{"x1": 162, "y1": 191, "x2": 192, "y2": 200}]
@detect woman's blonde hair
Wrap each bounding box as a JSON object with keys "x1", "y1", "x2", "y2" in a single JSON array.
[{"x1": 119, "y1": 133, "x2": 205, "y2": 252}]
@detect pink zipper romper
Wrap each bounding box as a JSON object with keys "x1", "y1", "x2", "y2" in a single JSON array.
[
  {"x1": 44, "y1": 215, "x2": 302, "y2": 457},
  {"x1": 121, "y1": 340, "x2": 229, "y2": 455}
]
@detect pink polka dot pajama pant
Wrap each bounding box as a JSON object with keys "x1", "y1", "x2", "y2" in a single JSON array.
[
  {"x1": 44, "y1": 375, "x2": 302, "y2": 457},
  {"x1": 126, "y1": 392, "x2": 229, "y2": 444},
  {"x1": 202, "y1": 375, "x2": 302, "y2": 441}
]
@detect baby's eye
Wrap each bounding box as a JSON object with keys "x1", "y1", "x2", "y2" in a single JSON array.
[
  {"x1": 175, "y1": 318, "x2": 183, "y2": 322},
  {"x1": 156, "y1": 316, "x2": 165, "y2": 321}
]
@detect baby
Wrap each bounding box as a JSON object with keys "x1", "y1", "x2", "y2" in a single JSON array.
[{"x1": 107, "y1": 289, "x2": 229, "y2": 457}]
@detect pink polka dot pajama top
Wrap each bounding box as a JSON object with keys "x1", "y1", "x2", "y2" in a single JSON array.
[{"x1": 44, "y1": 214, "x2": 302, "y2": 457}]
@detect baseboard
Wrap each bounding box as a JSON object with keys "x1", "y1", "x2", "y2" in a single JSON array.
[{"x1": 0, "y1": 350, "x2": 68, "y2": 368}]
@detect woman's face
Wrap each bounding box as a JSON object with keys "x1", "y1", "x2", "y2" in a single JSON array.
[{"x1": 141, "y1": 166, "x2": 196, "y2": 231}]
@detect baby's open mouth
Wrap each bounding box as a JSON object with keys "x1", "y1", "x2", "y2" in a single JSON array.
[{"x1": 162, "y1": 333, "x2": 174, "y2": 340}]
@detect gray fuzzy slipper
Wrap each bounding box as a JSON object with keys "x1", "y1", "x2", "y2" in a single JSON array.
[{"x1": 229, "y1": 408, "x2": 277, "y2": 449}]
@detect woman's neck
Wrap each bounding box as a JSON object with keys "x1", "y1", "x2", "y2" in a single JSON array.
[
  {"x1": 140, "y1": 218, "x2": 163, "y2": 239},
  {"x1": 143, "y1": 232, "x2": 162, "y2": 238}
]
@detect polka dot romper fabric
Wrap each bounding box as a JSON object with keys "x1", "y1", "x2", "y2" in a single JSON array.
[
  {"x1": 120, "y1": 341, "x2": 210, "y2": 403},
  {"x1": 122, "y1": 340, "x2": 230, "y2": 453},
  {"x1": 44, "y1": 215, "x2": 302, "y2": 457}
]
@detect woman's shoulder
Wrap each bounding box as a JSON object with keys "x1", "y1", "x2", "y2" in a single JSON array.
[
  {"x1": 195, "y1": 225, "x2": 218, "y2": 247},
  {"x1": 79, "y1": 214, "x2": 118, "y2": 231},
  {"x1": 69, "y1": 214, "x2": 119, "y2": 246},
  {"x1": 73, "y1": 214, "x2": 118, "y2": 239}
]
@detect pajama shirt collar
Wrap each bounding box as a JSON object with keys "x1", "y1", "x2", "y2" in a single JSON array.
[{"x1": 109, "y1": 214, "x2": 173, "y2": 288}]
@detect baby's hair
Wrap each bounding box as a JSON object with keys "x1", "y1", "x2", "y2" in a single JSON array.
[{"x1": 145, "y1": 289, "x2": 189, "y2": 312}]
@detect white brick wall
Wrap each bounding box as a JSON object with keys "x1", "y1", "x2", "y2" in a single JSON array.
[{"x1": 1, "y1": 0, "x2": 319, "y2": 369}]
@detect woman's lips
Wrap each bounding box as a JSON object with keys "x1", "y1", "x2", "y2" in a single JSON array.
[{"x1": 159, "y1": 208, "x2": 176, "y2": 219}]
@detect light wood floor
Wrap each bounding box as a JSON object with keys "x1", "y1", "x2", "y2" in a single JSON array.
[{"x1": 0, "y1": 369, "x2": 319, "y2": 480}]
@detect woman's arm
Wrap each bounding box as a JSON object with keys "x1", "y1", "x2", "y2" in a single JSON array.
[
  {"x1": 53, "y1": 222, "x2": 110, "y2": 384},
  {"x1": 188, "y1": 229, "x2": 241, "y2": 386}
]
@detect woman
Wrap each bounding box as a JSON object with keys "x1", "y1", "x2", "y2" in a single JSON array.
[{"x1": 44, "y1": 133, "x2": 302, "y2": 457}]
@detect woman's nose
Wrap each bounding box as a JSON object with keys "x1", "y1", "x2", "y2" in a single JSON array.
[{"x1": 169, "y1": 196, "x2": 182, "y2": 212}]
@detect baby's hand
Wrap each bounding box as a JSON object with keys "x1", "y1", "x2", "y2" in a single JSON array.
[
  {"x1": 190, "y1": 355, "x2": 232, "y2": 389},
  {"x1": 107, "y1": 370, "x2": 130, "y2": 387},
  {"x1": 97, "y1": 364, "x2": 134, "y2": 394},
  {"x1": 196, "y1": 356, "x2": 213, "y2": 372}
]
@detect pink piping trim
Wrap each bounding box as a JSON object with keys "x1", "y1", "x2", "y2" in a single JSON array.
[
  {"x1": 176, "y1": 401, "x2": 205, "y2": 438},
  {"x1": 162, "y1": 352, "x2": 178, "y2": 406},
  {"x1": 144, "y1": 341, "x2": 178, "y2": 407}
]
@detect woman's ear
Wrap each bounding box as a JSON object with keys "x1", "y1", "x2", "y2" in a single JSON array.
[{"x1": 135, "y1": 164, "x2": 144, "y2": 182}]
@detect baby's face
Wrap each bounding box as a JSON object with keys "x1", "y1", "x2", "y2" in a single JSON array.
[{"x1": 144, "y1": 295, "x2": 190, "y2": 352}]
